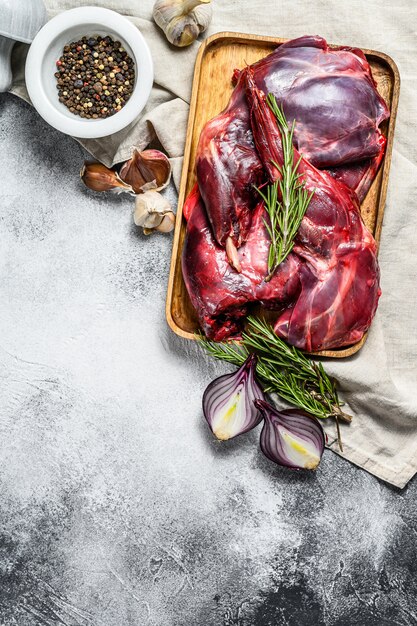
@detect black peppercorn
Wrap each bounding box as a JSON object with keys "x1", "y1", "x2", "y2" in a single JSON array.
[{"x1": 54, "y1": 34, "x2": 135, "y2": 120}]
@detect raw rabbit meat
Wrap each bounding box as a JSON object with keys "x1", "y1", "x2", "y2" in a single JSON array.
[{"x1": 182, "y1": 36, "x2": 388, "y2": 351}]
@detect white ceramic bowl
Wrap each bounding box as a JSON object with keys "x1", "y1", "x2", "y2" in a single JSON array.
[{"x1": 25, "y1": 6, "x2": 153, "y2": 139}]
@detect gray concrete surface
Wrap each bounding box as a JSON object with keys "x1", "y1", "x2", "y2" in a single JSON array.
[{"x1": 1, "y1": 93, "x2": 417, "y2": 626}]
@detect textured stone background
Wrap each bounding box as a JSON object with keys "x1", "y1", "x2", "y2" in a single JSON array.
[{"x1": 1, "y1": 93, "x2": 417, "y2": 626}]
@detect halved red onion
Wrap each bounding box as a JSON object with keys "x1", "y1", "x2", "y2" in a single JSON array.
[
  {"x1": 203, "y1": 354, "x2": 265, "y2": 440},
  {"x1": 255, "y1": 400, "x2": 325, "y2": 470}
]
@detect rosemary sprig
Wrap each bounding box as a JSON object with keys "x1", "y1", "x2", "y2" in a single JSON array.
[
  {"x1": 198, "y1": 317, "x2": 351, "y2": 427},
  {"x1": 243, "y1": 317, "x2": 351, "y2": 423},
  {"x1": 257, "y1": 94, "x2": 314, "y2": 281}
]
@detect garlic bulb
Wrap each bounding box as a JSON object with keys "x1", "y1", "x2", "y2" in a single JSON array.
[
  {"x1": 119, "y1": 149, "x2": 172, "y2": 194},
  {"x1": 153, "y1": 0, "x2": 212, "y2": 47},
  {"x1": 134, "y1": 191, "x2": 176, "y2": 234},
  {"x1": 80, "y1": 162, "x2": 134, "y2": 194}
]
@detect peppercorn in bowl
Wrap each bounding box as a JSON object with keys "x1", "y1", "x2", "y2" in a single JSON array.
[{"x1": 25, "y1": 7, "x2": 153, "y2": 139}]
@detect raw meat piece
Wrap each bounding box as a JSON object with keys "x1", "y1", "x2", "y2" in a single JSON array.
[
  {"x1": 196, "y1": 35, "x2": 389, "y2": 254},
  {"x1": 182, "y1": 184, "x2": 301, "y2": 341},
  {"x1": 244, "y1": 35, "x2": 390, "y2": 168},
  {"x1": 245, "y1": 68, "x2": 381, "y2": 351},
  {"x1": 326, "y1": 135, "x2": 386, "y2": 203},
  {"x1": 196, "y1": 72, "x2": 264, "y2": 266}
]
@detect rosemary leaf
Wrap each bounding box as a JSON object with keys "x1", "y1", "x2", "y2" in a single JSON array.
[{"x1": 258, "y1": 95, "x2": 315, "y2": 281}]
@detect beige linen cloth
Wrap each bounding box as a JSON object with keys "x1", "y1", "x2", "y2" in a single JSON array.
[{"x1": 9, "y1": 0, "x2": 417, "y2": 488}]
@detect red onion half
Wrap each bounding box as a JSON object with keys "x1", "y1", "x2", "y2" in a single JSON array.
[
  {"x1": 203, "y1": 354, "x2": 265, "y2": 440},
  {"x1": 255, "y1": 400, "x2": 325, "y2": 470}
]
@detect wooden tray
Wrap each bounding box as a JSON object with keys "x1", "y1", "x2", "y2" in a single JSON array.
[{"x1": 166, "y1": 32, "x2": 400, "y2": 357}]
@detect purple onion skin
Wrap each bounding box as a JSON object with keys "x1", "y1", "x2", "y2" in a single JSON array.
[
  {"x1": 255, "y1": 399, "x2": 325, "y2": 470},
  {"x1": 203, "y1": 354, "x2": 265, "y2": 441}
]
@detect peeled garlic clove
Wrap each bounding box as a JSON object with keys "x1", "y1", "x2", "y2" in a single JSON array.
[
  {"x1": 153, "y1": 0, "x2": 212, "y2": 48},
  {"x1": 203, "y1": 354, "x2": 265, "y2": 441},
  {"x1": 119, "y1": 149, "x2": 172, "y2": 194},
  {"x1": 255, "y1": 400, "x2": 325, "y2": 470},
  {"x1": 134, "y1": 190, "x2": 175, "y2": 234},
  {"x1": 80, "y1": 162, "x2": 134, "y2": 194}
]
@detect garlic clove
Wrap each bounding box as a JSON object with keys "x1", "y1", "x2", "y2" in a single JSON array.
[
  {"x1": 153, "y1": 0, "x2": 212, "y2": 48},
  {"x1": 134, "y1": 190, "x2": 171, "y2": 226},
  {"x1": 81, "y1": 162, "x2": 134, "y2": 194},
  {"x1": 119, "y1": 149, "x2": 172, "y2": 194},
  {"x1": 192, "y1": 0, "x2": 212, "y2": 34},
  {"x1": 168, "y1": 21, "x2": 199, "y2": 48},
  {"x1": 134, "y1": 190, "x2": 175, "y2": 234},
  {"x1": 156, "y1": 212, "x2": 176, "y2": 233}
]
